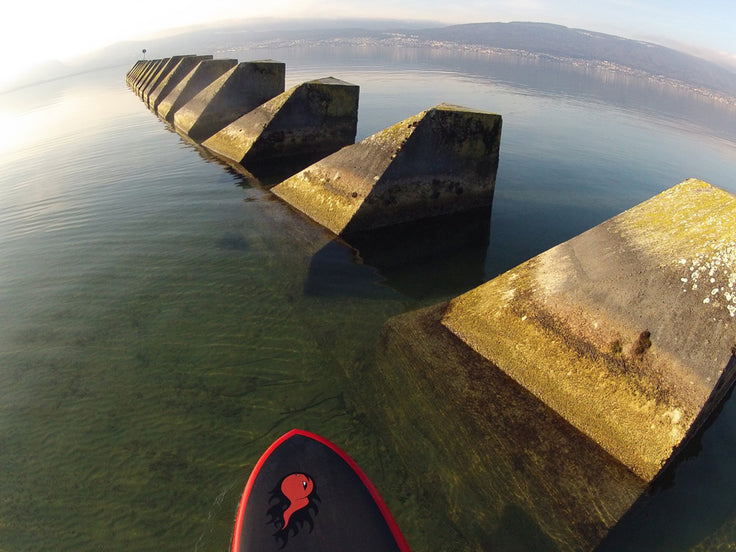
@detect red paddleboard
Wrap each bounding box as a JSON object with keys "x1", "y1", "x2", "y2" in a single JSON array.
[{"x1": 231, "y1": 429, "x2": 411, "y2": 552}]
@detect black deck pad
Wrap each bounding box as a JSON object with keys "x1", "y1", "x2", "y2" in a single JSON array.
[{"x1": 232, "y1": 429, "x2": 411, "y2": 552}]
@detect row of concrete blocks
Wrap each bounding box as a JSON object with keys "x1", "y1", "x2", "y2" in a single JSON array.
[
  {"x1": 126, "y1": 55, "x2": 503, "y2": 235},
  {"x1": 127, "y1": 56, "x2": 736, "y2": 550}
]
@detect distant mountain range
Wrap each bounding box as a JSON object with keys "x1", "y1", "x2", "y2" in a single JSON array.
[
  {"x1": 413, "y1": 22, "x2": 736, "y2": 97},
  {"x1": 6, "y1": 20, "x2": 736, "y2": 101}
]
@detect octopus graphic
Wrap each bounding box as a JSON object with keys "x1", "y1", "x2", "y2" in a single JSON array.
[{"x1": 267, "y1": 472, "x2": 319, "y2": 547}]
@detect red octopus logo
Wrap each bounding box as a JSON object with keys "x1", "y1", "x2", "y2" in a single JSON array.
[{"x1": 267, "y1": 473, "x2": 319, "y2": 547}]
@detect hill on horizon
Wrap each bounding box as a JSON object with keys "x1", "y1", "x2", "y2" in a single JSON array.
[
  {"x1": 5, "y1": 19, "x2": 736, "y2": 100},
  {"x1": 413, "y1": 22, "x2": 736, "y2": 97}
]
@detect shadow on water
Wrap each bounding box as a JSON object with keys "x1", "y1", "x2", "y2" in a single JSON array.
[
  {"x1": 358, "y1": 302, "x2": 645, "y2": 552},
  {"x1": 305, "y1": 207, "x2": 492, "y2": 301},
  {"x1": 596, "y1": 381, "x2": 736, "y2": 552}
]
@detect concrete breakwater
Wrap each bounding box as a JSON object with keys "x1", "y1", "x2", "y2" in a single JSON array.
[
  {"x1": 126, "y1": 55, "x2": 502, "y2": 232},
  {"x1": 127, "y1": 57, "x2": 736, "y2": 550}
]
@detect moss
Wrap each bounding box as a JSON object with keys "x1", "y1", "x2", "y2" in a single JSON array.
[{"x1": 610, "y1": 339, "x2": 623, "y2": 356}]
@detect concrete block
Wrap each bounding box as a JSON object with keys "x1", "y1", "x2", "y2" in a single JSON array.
[
  {"x1": 442, "y1": 178, "x2": 736, "y2": 481},
  {"x1": 126, "y1": 60, "x2": 144, "y2": 84},
  {"x1": 156, "y1": 59, "x2": 237, "y2": 122},
  {"x1": 136, "y1": 59, "x2": 165, "y2": 96},
  {"x1": 131, "y1": 61, "x2": 149, "y2": 84},
  {"x1": 202, "y1": 77, "x2": 358, "y2": 175},
  {"x1": 142, "y1": 56, "x2": 187, "y2": 104},
  {"x1": 271, "y1": 103, "x2": 502, "y2": 235},
  {"x1": 173, "y1": 60, "x2": 286, "y2": 143},
  {"x1": 131, "y1": 60, "x2": 156, "y2": 90},
  {"x1": 148, "y1": 55, "x2": 212, "y2": 112},
  {"x1": 132, "y1": 60, "x2": 155, "y2": 88}
]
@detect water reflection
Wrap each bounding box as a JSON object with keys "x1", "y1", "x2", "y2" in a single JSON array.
[
  {"x1": 304, "y1": 208, "x2": 491, "y2": 301},
  {"x1": 340, "y1": 207, "x2": 491, "y2": 300},
  {"x1": 232, "y1": 43, "x2": 736, "y2": 144}
]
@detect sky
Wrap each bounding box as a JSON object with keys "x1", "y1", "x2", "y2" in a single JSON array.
[{"x1": 1, "y1": 0, "x2": 735, "y2": 90}]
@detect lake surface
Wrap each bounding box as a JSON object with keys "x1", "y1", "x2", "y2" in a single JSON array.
[{"x1": 2, "y1": 43, "x2": 736, "y2": 551}]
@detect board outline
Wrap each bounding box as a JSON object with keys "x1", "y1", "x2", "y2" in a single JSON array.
[{"x1": 231, "y1": 428, "x2": 411, "y2": 552}]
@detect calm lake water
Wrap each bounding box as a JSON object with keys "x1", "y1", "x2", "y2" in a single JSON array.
[{"x1": 2, "y1": 43, "x2": 736, "y2": 551}]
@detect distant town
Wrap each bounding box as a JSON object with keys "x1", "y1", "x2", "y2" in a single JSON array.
[{"x1": 235, "y1": 32, "x2": 736, "y2": 109}]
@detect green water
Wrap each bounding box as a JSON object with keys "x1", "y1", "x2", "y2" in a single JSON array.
[{"x1": 2, "y1": 46, "x2": 736, "y2": 551}]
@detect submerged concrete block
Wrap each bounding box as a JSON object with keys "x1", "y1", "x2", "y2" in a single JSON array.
[
  {"x1": 202, "y1": 77, "x2": 359, "y2": 174},
  {"x1": 156, "y1": 59, "x2": 237, "y2": 122},
  {"x1": 148, "y1": 55, "x2": 212, "y2": 112},
  {"x1": 272, "y1": 103, "x2": 502, "y2": 235},
  {"x1": 173, "y1": 60, "x2": 286, "y2": 143},
  {"x1": 375, "y1": 303, "x2": 645, "y2": 551},
  {"x1": 442, "y1": 178, "x2": 736, "y2": 481}
]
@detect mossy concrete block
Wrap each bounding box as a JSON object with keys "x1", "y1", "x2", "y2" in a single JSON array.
[
  {"x1": 442, "y1": 178, "x2": 736, "y2": 481},
  {"x1": 147, "y1": 55, "x2": 211, "y2": 111},
  {"x1": 173, "y1": 60, "x2": 286, "y2": 143},
  {"x1": 202, "y1": 77, "x2": 359, "y2": 172},
  {"x1": 271, "y1": 103, "x2": 502, "y2": 234},
  {"x1": 156, "y1": 58, "x2": 237, "y2": 122},
  {"x1": 376, "y1": 303, "x2": 645, "y2": 551}
]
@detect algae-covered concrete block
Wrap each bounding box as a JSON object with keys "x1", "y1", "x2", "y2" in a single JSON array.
[
  {"x1": 148, "y1": 55, "x2": 212, "y2": 111},
  {"x1": 202, "y1": 77, "x2": 359, "y2": 174},
  {"x1": 272, "y1": 103, "x2": 502, "y2": 234},
  {"x1": 375, "y1": 303, "x2": 645, "y2": 551},
  {"x1": 156, "y1": 58, "x2": 237, "y2": 122},
  {"x1": 173, "y1": 60, "x2": 286, "y2": 143},
  {"x1": 442, "y1": 178, "x2": 736, "y2": 481}
]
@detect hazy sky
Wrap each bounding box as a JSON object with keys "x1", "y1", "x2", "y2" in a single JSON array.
[{"x1": 1, "y1": 0, "x2": 735, "y2": 88}]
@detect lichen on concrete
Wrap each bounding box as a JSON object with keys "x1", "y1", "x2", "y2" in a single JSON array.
[{"x1": 616, "y1": 179, "x2": 736, "y2": 319}]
